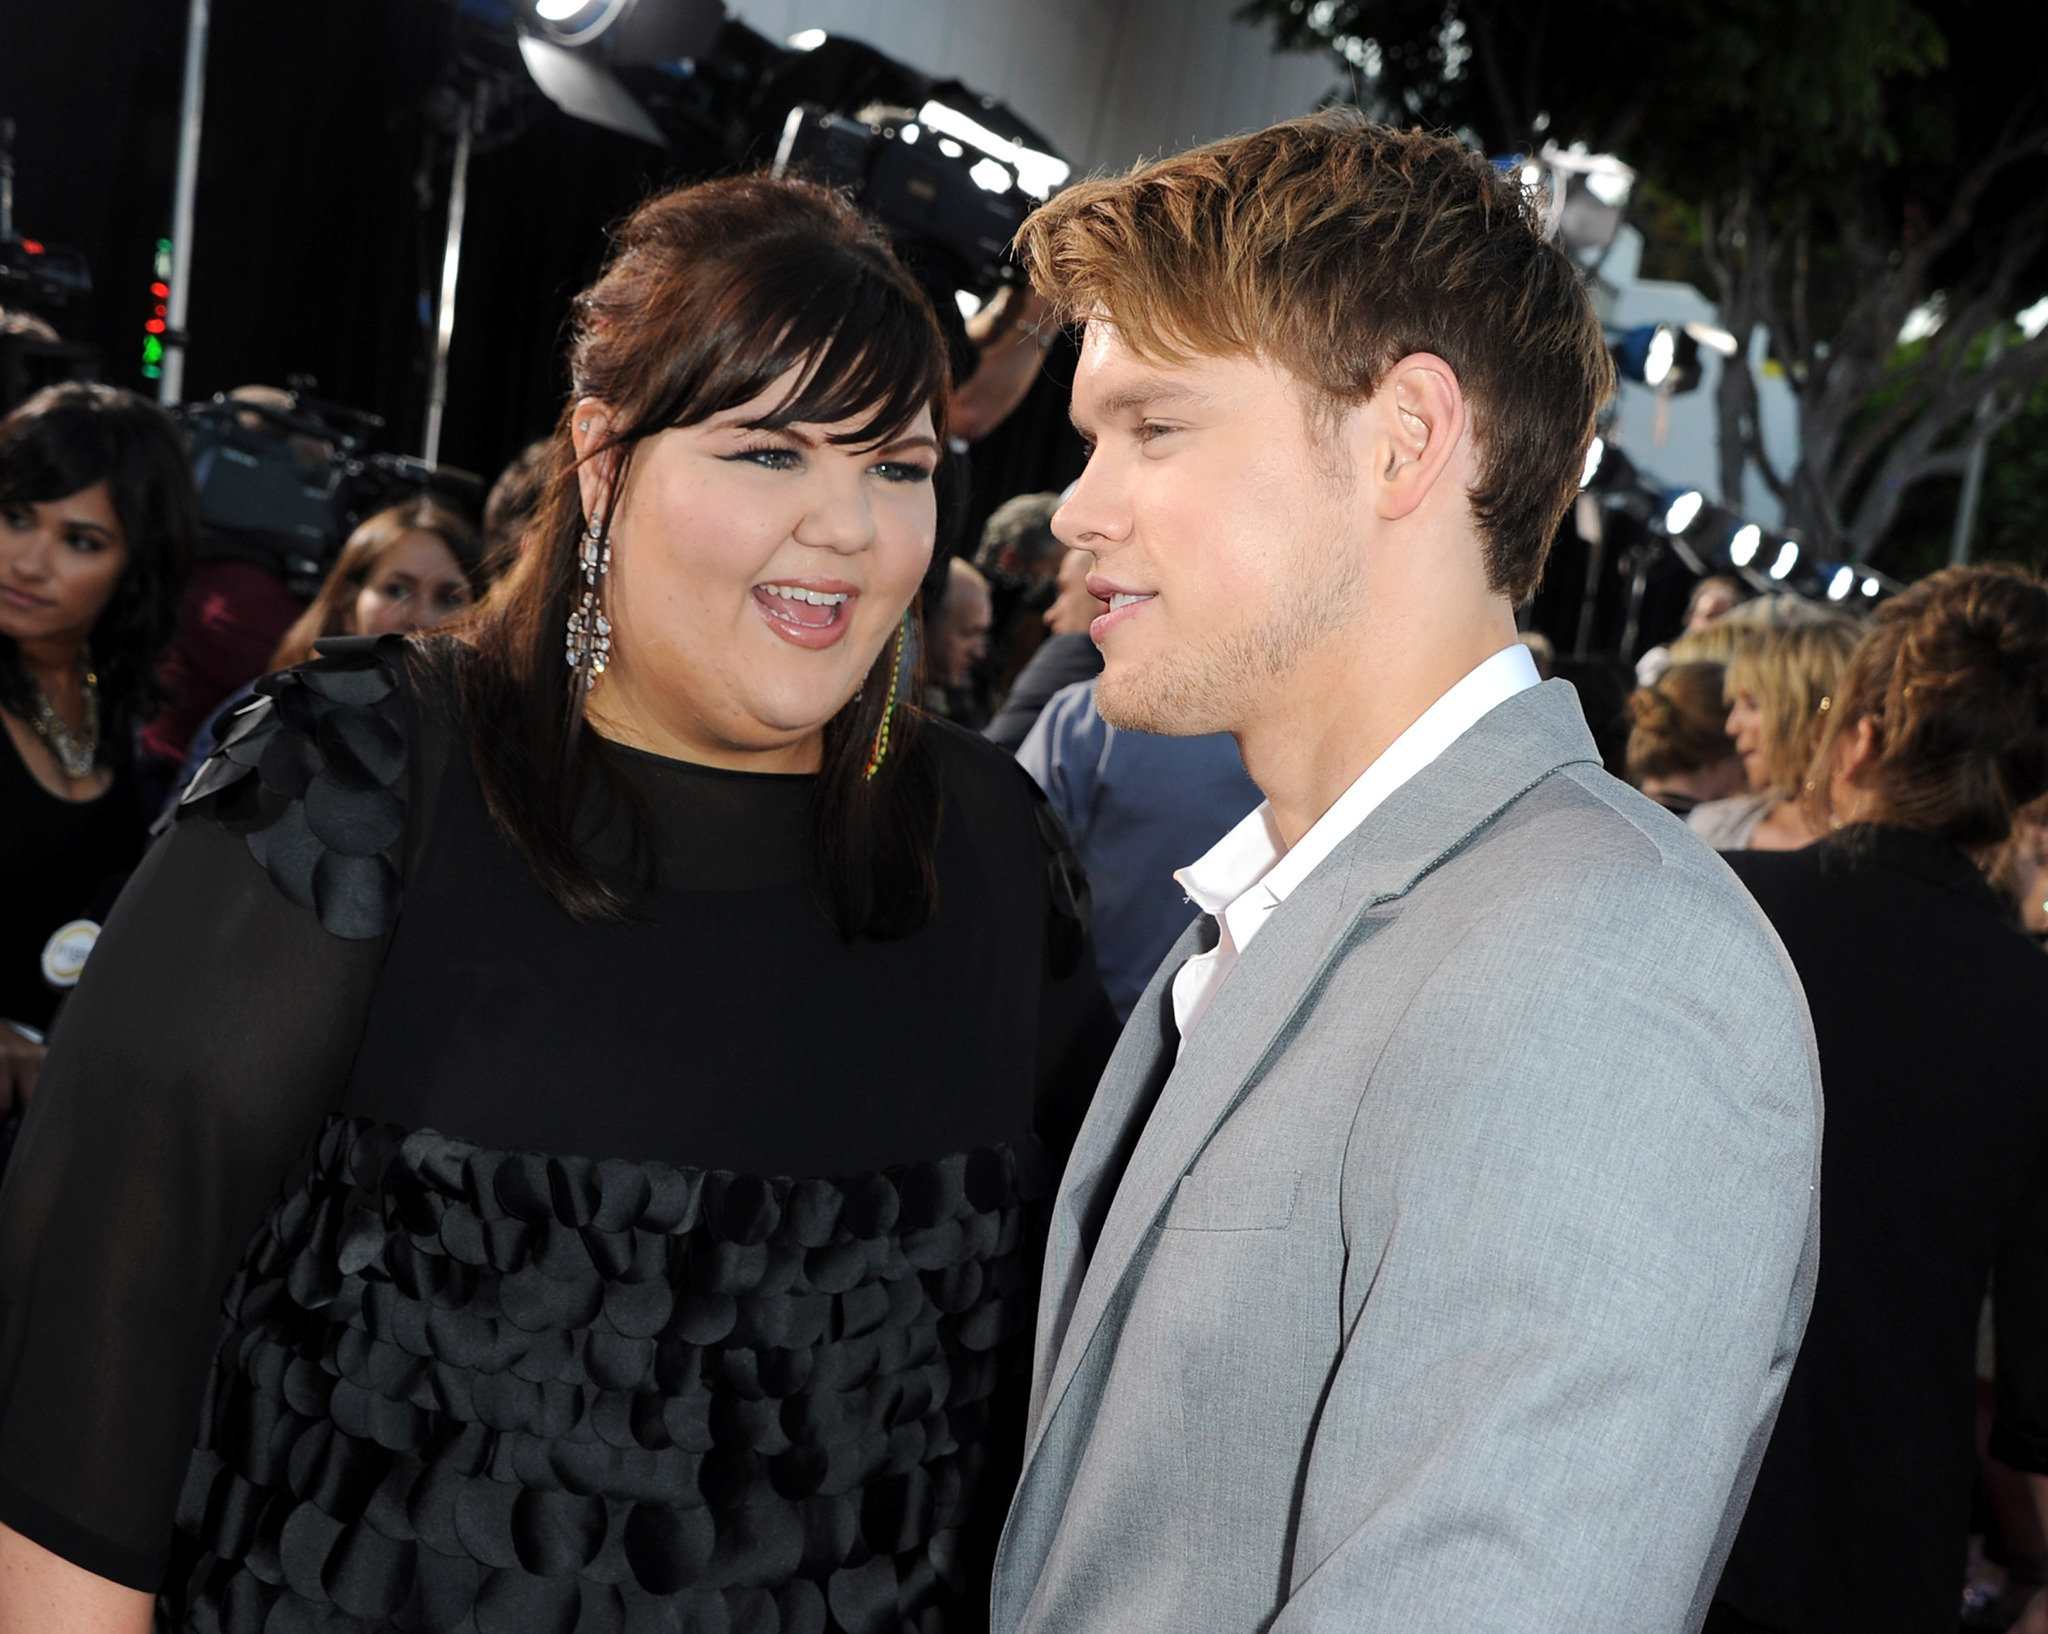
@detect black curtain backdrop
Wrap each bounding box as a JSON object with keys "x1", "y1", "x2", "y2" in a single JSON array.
[{"x1": 3, "y1": 0, "x2": 1086, "y2": 516}]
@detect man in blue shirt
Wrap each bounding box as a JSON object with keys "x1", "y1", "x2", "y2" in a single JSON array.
[{"x1": 1017, "y1": 676, "x2": 1260, "y2": 1020}]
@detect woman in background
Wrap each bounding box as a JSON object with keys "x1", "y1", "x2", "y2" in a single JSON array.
[
  {"x1": 271, "y1": 496, "x2": 483, "y2": 668},
  {"x1": 0, "y1": 173, "x2": 1112, "y2": 1634},
  {"x1": 1624, "y1": 659, "x2": 1744, "y2": 816},
  {"x1": 1708, "y1": 566, "x2": 2048, "y2": 1634},
  {"x1": 0, "y1": 383, "x2": 194, "y2": 1104},
  {"x1": 169, "y1": 497, "x2": 485, "y2": 802},
  {"x1": 1683, "y1": 604, "x2": 1863, "y2": 850}
]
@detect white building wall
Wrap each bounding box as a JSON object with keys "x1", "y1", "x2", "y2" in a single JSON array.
[{"x1": 724, "y1": 0, "x2": 1340, "y2": 176}]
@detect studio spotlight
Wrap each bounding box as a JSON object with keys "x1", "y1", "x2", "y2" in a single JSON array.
[
  {"x1": 1663, "y1": 488, "x2": 1704, "y2": 534},
  {"x1": 1728, "y1": 523, "x2": 1762, "y2": 567},
  {"x1": 1827, "y1": 565, "x2": 1855, "y2": 601},
  {"x1": 1580, "y1": 435, "x2": 1605, "y2": 489},
  {"x1": 1862, "y1": 576, "x2": 1881, "y2": 598},
  {"x1": 1613, "y1": 323, "x2": 1704, "y2": 394},
  {"x1": 1768, "y1": 541, "x2": 1800, "y2": 581}
]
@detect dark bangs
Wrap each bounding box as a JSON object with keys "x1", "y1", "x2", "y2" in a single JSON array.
[{"x1": 578, "y1": 217, "x2": 950, "y2": 455}]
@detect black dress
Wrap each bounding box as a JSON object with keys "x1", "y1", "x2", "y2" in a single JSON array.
[
  {"x1": 0, "y1": 722, "x2": 145, "y2": 1034},
  {"x1": 0, "y1": 638, "x2": 1117, "y2": 1634},
  {"x1": 1709, "y1": 827, "x2": 2048, "y2": 1634}
]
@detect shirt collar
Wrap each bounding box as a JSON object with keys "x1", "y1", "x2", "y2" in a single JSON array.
[{"x1": 1175, "y1": 642, "x2": 1542, "y2": 931}]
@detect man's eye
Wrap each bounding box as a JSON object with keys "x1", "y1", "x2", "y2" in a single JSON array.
[{"x1": 1137, "y1": 422, "x2": 1177, "y2": 443}]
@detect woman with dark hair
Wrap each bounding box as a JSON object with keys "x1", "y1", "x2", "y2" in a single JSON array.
[
  {"x1": 0, "y1": 175, "x2": 1115, "y2": 1633},
  {"x1": 0, "y1": 382, "x2": 194, "y2": 1103},
  {"x1": 1708, "y1": 566, "x2": 2048, "y2": 1634}
]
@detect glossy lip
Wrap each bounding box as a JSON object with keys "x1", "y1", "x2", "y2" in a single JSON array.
[
  {"x1": 1085, "y1": 574, "x2": 1155, "y2": 644},
  {"x1": 752, "y1": 576, "x2": 861, "y2": 652}
]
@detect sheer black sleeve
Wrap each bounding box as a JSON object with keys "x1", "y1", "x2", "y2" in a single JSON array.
[{"x1": 0, "y1": 639, "x2": 414, "y2": 1590}]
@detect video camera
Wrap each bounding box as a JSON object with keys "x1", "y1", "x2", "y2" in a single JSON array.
[
  {"x1": 0, "y1": 116, "x2": 101, "y2": 415},
  {"x1": 180, "y1": 386, "x2": 482, "y2": 598}
]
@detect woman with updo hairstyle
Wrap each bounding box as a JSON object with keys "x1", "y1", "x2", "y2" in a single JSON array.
[
  {"x1": 1624, "y1": 660, "x2": 1743, "y2": 816},
  {"x1": 1708, "y1": 566, "x2": 2048, "y2": 1634},
  {"x1": 0, "y1": 382, "x2": 194, "y2": 1106},
  {"x1": 0, "y1": 175, "x2": 1115, "y2": 1632}
]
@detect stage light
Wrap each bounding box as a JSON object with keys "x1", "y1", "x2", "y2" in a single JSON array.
[
  {"x1": 1769, "y1": 541, "x2": 1800, "y2": 580},
  {"x1": 1663, "y1": 489, "x2": 1704, "y2": 533},
  {"x1": 918, "y1": 99, "x2": 1071, "y2": 200},
  {"x1": 787, "y1": 27, "x2": 826, "y2": 49},
  {"x1": 1729, "y1": 523, "x2": 1762, "y2": 566},
  {"x1": 1862, "y1": 576, "x2": 1881, "y2": 597},
  {"x1": 1645, "y1": 327, "x2": 1677, "y2": 387},
  {"x1": 1613, "y1": 322, "x2": 1704, "y2": 394},
  {"x1": 532, "y1": 0, "x2": 628, "y2": 47},
  {"x1": 1580, "y1": 435, "x2": 1605, "y2": 488},
  {"x1": 899, "y1": 122, "x2": 919, "y2": 143},
  {"x1": 968, "y1": 157, "x2": 1011, "y2": 194},
  {"x1": 1827, "y1": 565, "x2": 1854, "y2": 601}
]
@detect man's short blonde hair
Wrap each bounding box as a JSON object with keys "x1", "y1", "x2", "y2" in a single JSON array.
[{"x1": 1015, "y1": 110, "x2": 1613, "y2": 604}]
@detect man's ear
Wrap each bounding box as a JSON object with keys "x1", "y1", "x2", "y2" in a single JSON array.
[
  {"x1": 1368, "y1": 354, "x2": 1466, "y2": 522},
  {"x1": 570, "y1": 400, "x2": 621, "y2": 523}
]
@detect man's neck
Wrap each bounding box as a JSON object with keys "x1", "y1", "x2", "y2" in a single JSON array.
[{"x1": 1237, "y1": 600, "x2": 1521, "y2": 849}]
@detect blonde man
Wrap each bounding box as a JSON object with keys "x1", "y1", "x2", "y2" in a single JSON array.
[{"x1": 992, "y1": 112, "x2": 1821, "y2": 1634}]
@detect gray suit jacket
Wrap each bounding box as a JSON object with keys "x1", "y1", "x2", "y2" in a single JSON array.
[{"x1": 992, "y1": 680, "x2": 1821, "y2": 1634}]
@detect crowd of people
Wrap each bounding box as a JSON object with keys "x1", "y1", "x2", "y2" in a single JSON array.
[{"x1": 0, "y1": 108, "x2": 2043, "y2": 1634}]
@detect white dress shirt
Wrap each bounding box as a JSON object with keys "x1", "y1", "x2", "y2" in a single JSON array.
[{"x1": 1169, "y1": 643, "x2": 1541, "y2": 1052}]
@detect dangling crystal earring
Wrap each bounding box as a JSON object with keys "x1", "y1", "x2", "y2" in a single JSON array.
[
  {"x1": 864, "y1": 613, "x2": 909, "y2": 780},
  {"x1": 565, "y1": 512, "x2": 613, "y2": 679}
]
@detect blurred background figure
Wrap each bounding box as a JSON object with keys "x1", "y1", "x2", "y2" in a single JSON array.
[
  {"x1": 924, "y1": 554, "x2": 993, "y2": 725},
  {"x1": 1019, "y1": 675, "x2": 1261, "y2": 1021},
  {"x1": 974, "y1": 490, "x2": 1068, "y2": 703},
  {"x1": 137, "y1": 385, "x2": 335, "y2": 775},
  {"x1": 2004, "y1": 793, "x2": 2048, "y2": 947},
  {"x1": 986, "y1": 543, "x2": 1106, "y2": 750},
  {"x1": 1684, "y1": 601, "x2": 1864, "y2": 851},
  {"x1": 0, "y1": 382, "x2": 194, "y2": 1105},
  {"x1": 479, "y1": 436, "x2": 553, "y2": 584},
  {"x1": 1637, "y1": 574, "x2": 1745, "y2": 687},
  {"x1": 270, "y1": 495, "x2": 481, "y2": 666},
  {"x1": 1519, "y1": 628, "x2": 1556, "y2": 681},
  {"x1": 172, "y1": 497, "x2": 483, "y2": 792},
  {"x1": 1709, "y1": 565, "x2": 2048, "y2": 1634},
  {"x1": 1626, "y1": 660, "x2": 1744, "y2": 816}
]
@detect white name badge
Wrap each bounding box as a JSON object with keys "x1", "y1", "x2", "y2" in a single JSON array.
[{"x1": 39, "y1": 919, "x2": 101, "y2": 988}]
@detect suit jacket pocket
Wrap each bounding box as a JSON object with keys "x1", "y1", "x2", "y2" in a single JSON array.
[{"x1": 1163, "y1": 1166, "x2": 1301, "y2": 1231}]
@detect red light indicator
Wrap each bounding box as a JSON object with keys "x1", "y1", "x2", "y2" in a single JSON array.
[
  {"x1": 150, "y1": 282, "x2": 168, "y2": 298},
  {"x1": 21, "y1": 240, "x2": 43, "y2": 255},
  {"x1": 154, "y1": 303, "x2": 167, "y2": 317},
  {"x1": 145, "y1": 319, "x2": 166, "y2": 334}
]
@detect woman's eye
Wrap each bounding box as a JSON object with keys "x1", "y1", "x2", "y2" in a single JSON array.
[
  {"x1": 1, "y1": 507, "x2": 30, "y2": 531},
  {"x1": 869, "y1": 461, "x2": 934, "y2": 485},
  {"x1": 730, "y1": 447, "x2": 802, "y2": 471},
  {"x1": 65, "y1": 532, "x2": 104, "y2": 553},
  {"x1": 380, "y1": 582, "x2": 412, "y2": 601}
]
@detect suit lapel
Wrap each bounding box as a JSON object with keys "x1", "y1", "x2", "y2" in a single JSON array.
[
  {"x1": 1020, "y1": 680, "x2": 1604, "y2": 1473},
  {"x1": 1029, "y1": 915, "x2": 1210, "y2": 1426}
]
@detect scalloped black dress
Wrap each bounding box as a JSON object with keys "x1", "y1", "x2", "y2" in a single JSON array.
[{"x1": 0, "y1": 639, "x2": 1117, "y2": 1634}]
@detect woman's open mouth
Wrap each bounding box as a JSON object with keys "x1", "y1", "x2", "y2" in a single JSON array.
[{"x1": 753, "y1": 581, "x2": 857, "y2": 650}]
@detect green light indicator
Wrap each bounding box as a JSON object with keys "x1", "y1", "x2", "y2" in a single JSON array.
[{"x1": 154, "y1": 238, "x2": 172, "y2": 279}]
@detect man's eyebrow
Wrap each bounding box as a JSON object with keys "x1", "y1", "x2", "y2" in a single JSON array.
[{"x1": 1070, "y1": 382, "x2": 1214, "y2": 436}]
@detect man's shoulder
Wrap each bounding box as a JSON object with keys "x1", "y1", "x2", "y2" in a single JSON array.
[{"x1": 1434, "y1": 759, "x2": 1794, "y2": 988}]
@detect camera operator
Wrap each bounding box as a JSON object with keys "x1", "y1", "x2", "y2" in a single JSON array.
[{"x1": 0, "y1": 383, "x2": 194, "y2": 1106}]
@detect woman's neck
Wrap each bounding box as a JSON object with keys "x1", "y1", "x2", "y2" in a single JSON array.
[{"x1": 11, "y1": 637, "x2": 88, "y2": 726}]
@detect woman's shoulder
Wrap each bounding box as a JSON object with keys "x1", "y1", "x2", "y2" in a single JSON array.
[
  {"x1": 174, "y1": 634, "x2": 459, "y2": 940},
  {"x1": 921, "y1": 713, "x2": 1089, "y2": 976},
  {"x1": 1687, "y1": 791, "x2": 1769, "y2": 849}
]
